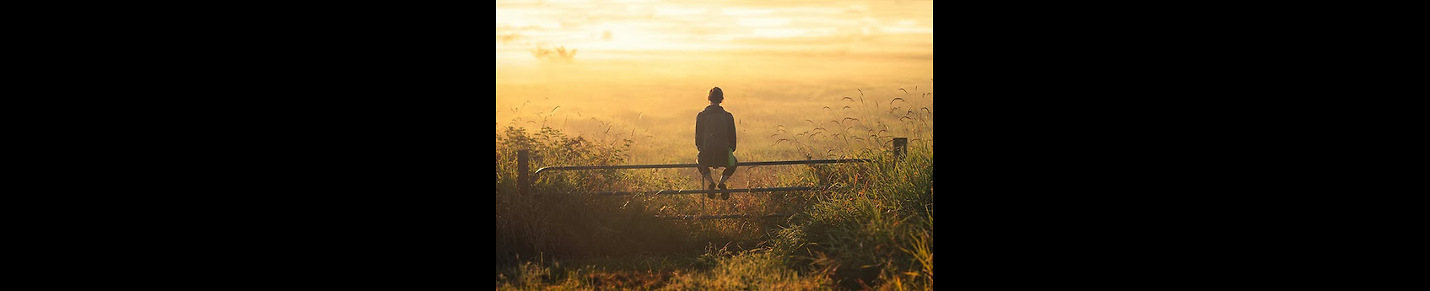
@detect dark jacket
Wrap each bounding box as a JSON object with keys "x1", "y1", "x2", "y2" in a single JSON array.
[{"x1": 696, "y1": 104, "x2": 737, "y2": 166}]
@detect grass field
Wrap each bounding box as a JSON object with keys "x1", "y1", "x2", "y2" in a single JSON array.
[
  {"x1": 496, "y1": 2, "x2": 931, "y2": 287},
  {"x1": 494, "y1": 82, "x2": 933, "y2": 290}
]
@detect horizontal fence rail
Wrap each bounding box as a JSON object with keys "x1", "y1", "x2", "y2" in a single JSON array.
[
  {"x1": 587, "y1": 186, "x2": 830, "y2": 196},
  {"x1": 509, "y1": 138, "x2": 905, "y2": 220},
  {"x1": 532, "y1": 159, "x2": 871, "y2": 182},
  {"x1": 655, "y1": 213, "x2": 792, "y2": 220}
]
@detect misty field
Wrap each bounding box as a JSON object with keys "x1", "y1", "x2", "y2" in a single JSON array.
[
  {"x1": 495, "y1": 71, "x2": 933, "y2": 289},
  {"x1": 496, "y1": 1, "x2": 931, "y2": 286}
]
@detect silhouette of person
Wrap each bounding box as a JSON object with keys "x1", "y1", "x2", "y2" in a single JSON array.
[{"x1": 696, "y1": 87, "x2": 737, "y2": 200}]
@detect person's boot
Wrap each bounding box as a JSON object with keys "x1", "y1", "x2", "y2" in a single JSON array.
[{"x1": 718, "y1": 183, "x2": 729, "y2": 200}]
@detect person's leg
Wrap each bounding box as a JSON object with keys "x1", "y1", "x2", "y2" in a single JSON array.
[
  {"x1": 718, "y1": 165, "x2": 736, "y2": 199},
  {"x1": 698, "y1": 166, "x2": 716, "y2": 198},
  {"x1": 705, "y1": 167, "x2": 720, "y2": 188},
  {"x1": 719, "y1": 165, "x2": 736, "y2": 183}
]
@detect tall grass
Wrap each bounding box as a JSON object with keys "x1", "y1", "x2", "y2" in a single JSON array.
[
  {"x1": 495, "y1": 123, "x2": 690, "y2": 264},
  {"x1": 495, "y1": 83, "x2": 933, "y2": 290},
  {"x1": 760, "y1": 85, "x2": 934, "y2": 290},
  {"x1": 494, "y1": 115, "x2": 784, "y2": 264}
]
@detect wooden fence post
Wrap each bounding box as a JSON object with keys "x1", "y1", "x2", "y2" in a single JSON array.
[
  {"x1": 518, "y1": 150, "x2": 529, "y2": 196},
  {"x1": 893, "y1": 137, "x2": 907, "y2": 160}
]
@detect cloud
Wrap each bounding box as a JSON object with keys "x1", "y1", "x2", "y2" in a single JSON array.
[
  {"x1": 530, "y1": 45, "x2": 578, "y2": 62},
  {"x1": 497, "y1": 32, "x2": 524, "y2": 44}
]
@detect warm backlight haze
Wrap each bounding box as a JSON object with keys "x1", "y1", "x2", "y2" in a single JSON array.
[{"x1": 497, "y1": 0, "x2": 933, "y2": 164}]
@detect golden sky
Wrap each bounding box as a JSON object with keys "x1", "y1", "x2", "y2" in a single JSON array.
[
  {"x1": 496, "y1": 0, "x2": 932, "y2": 163},
  {"x1": 496, "y1": 0, "x2": 932, "y2": 62}
]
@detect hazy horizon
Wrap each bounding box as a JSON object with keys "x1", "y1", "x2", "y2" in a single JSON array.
[{"x1": 497, "y1": 0, "x2": 933, "y2": 164}]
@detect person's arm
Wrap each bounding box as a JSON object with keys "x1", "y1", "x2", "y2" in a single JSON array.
[
  {"x1": 695, "y1": 112, "x2": 704, "y2": 151},
  {"x1": 727, "y1": 114, "x2": 737, "y2": 152}
]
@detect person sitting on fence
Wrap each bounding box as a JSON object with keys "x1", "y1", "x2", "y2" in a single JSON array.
[{"x1": 696, "y1": 86, "x2": 738, "y2": 200}]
